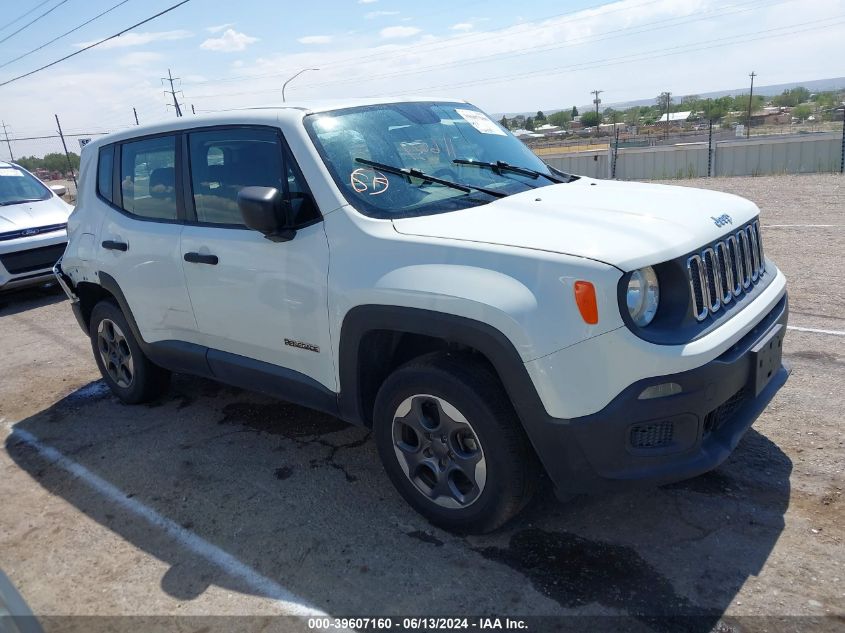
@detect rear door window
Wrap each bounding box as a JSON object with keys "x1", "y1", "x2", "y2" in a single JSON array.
[{"x1": 119, "y1": 135, "x2": 177, "y2": 220}]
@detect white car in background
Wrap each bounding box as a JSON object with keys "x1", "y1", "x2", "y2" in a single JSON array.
[{"x1": 0, "y1": 161, "x2": 73, "y2": 292}]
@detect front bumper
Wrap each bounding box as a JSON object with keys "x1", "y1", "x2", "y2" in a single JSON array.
[
  {"x1": 0, "y1": 232, "x2": 67, "y2": 291},
  {"x1": 530, "y1": 294, "x2": 789, "y2": 494}
]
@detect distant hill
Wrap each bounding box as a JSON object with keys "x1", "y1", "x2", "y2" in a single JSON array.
[{"x1": 495, "y1": 76, "x2": 845, "y2": 118}]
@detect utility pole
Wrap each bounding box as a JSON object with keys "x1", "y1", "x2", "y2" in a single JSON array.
[
  {"x1": 133, "y1": 107, "x2": 139, "y2": 126},
  {"x1": 663, "y1": 91, "x2": 672, "y2": 141},
  {"x1": 162, "y1": 68, "x2": 183, "y2": 117},
  {"x1": 591, "y1": 89, "x2": 603, "y2": 138},
  {"x1": 746, "y1": 71, "x2": 756, "y2": 140},
  {"x1": 1, "y1": 121, "x2": 13, "y2": 161},
  {"x1": 54, "y1": 114, "x2": 77, "y2": 189}
]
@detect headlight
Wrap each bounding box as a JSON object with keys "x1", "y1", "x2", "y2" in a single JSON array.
[{"x1": 626, "y1": 266, "x2": 659, "y2": 326}]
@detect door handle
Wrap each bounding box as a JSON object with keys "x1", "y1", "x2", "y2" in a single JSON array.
[
  {"x1": 102, "y1": 240, "x2": 128, "y2": 251},
  {"x1": 184, "y1": 252, "x2": 219, "y2": 265}
]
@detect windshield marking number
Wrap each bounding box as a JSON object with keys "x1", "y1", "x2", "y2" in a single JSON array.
[{"x1": 351, "y1": 168, "x2": 390, "y2": 196}]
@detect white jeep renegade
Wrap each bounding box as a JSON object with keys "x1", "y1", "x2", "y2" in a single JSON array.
[{"x1": 56, "y1": 98, "x2": 788, "y2": 533}]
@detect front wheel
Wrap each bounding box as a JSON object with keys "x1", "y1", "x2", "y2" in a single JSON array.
[
  {"x1": 373, "y1": 353, "x2": 540, "y2": 533},
  {"x1": 89, "y1": 300, "x2": 170, "y2": 404}
]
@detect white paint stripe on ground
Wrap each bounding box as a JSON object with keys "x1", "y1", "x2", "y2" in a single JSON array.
[
  {"x1": 787, "y1": 325, "x2": 845, "y2": 336},
  {"x1": 766, "y1": 224, "x2": 844, "y2": 228},
  {"x1": 8, "y1": 427, "x2": 331, "y2": 618}
]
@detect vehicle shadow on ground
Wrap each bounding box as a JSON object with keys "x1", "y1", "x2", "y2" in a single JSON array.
[
  {"x1": 6, "y1": 375, "x2": 793, "y2": 631},
  {"x1": 0, "y1": 283, "x2": 64, "y2": 316}
]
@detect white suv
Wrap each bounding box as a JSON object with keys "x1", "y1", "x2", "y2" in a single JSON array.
[
  {"x1": 56, "y1": 98, "x2": 788, "y2": 532},
  {"x1": 1, "y1": 161, "x2": 73, "y2": 291}
]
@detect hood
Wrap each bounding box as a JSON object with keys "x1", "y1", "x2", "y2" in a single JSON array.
[
  {"x1": 0, "y1": 195, "x2": 73, "y2": 232},
  {"x1": 392, "y1": 178, "x2": 760, "y2": 270}
]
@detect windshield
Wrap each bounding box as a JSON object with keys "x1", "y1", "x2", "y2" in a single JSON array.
[
  {"x1": 0, "y1": 165, "x2": 51, "y2": 206},
  {"x1": 304, "y1": 102, "x2": 560, "y2": 219}
]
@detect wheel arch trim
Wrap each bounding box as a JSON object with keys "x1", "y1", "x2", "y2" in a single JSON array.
[{"x1": 337, "y1": 305, "x2": 548, "y2": 427}]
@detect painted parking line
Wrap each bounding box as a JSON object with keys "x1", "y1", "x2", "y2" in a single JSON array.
[
  {"x1": 766, "y1": 224, "x2": 844, "y2": 228},
  {"x1": 787, "y1": 325, "x2": 845, "y2": 337},
  {"x1": 7, "y1": 427, "x2": 332, "y2": 619}
]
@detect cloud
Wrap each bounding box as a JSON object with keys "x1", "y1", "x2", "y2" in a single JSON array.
[
  {"x1": 76, "y1": 30, "x2": 192, "y2": 50},
  {"x1": 450, "y1": 23, "x2": 474, "y2": 31},
  {"x1": 380, "y1": 25, "x2": 422, "y2": 39},
  {"x1": 117, "y1": 51, "x2": 164, "y2": 67},
  {"x1": 366, "y1": 10, "x2": 399, "y2": 18},
  {"x1": 298, "y1": 35, "x2": 333, "y2": 45},
  {"x1": 206, "y1": 23, "x2": 234, "y2": 34},
  {"x1": 200, "y1": 29, "x2": 259, "y2": 52}
]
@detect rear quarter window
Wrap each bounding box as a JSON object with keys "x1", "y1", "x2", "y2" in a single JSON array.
[{"x1": 97, "y1": 145, "x2": 114, "y2": 203}]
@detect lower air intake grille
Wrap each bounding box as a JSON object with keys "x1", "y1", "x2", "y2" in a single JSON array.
[
  {"x1": 0, "y1": 243, "x2": 66, "y2": 274},
  {"x1": 629, "y1": 421, "x2": 674, "y2": 449},
  {"x1": 703, "y1": 387, "x2": 748, "y2": 436}
]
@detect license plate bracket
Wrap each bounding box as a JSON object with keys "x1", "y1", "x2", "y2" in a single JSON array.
[{"x1": 750, "y1": 323, "x2": 784, "y2": 396}]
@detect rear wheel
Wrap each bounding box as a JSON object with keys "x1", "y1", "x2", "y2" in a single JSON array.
[
  {"x1": 374, "y1": 353, "x2": 539, "y2": 533},
  {"x1": 89, "y1": 300, "x2": 170, "y2": 404}
]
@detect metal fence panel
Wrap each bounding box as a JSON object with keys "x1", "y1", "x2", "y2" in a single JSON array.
[
  {"x1": 545, "y1": 151, "x2": 608, "y2": 179},
  {"x1": 540, "y1": 132, "x2": 842, "y2": 180}
]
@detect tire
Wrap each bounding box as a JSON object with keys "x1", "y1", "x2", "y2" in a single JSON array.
[
  {"x1": 89, "y1": 299, "x2": 170, "y2": 404},
  {"x1": 373, "y1": 352, "x2": 540, "y2": 533}
]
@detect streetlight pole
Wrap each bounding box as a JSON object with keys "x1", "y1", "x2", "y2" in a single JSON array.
[{"x1": 282, "y1": 68, "x2": 319, "y2": 102}]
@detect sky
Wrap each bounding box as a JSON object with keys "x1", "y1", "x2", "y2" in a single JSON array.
[{"x1": 0, "y1": 0, "x2": 843, "y2": 156}]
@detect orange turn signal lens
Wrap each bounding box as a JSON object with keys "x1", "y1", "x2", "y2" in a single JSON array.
[{"x1": 574, "y1": 281, "x2": 599, "y2": 325}]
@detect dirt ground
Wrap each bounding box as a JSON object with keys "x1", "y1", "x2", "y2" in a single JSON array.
[{"x1": 0, "y1": 174, "x2": 843, "y2": 632}]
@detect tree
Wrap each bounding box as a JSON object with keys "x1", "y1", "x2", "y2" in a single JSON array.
[
  {"x1": 772, "y1": 87, "x2": 811, "y2": 107},
  {"x1": 547, "y1": 110, "x2": 572, "y2": 127},
  {"x1": 525, "y1": 116, "x2": 535, "y2": 131},
  {"x1": 792, "y1": 104, "x2": 812, "y2": 120},
  {"x1": 701, "y1": 98, "x2": 727, "y2": 121},
  {"x1": 580, "y1": 111, "x2": 601, "y2": 127},
  {"x1": 656, "y1": 91, "x2": 673, "y2": 109},
  {"x1": 499, "y1": 115, "x2": 509, "y2": 129},
  {"x1": 535, "y1": 110, "x2": 546, "y2": 122},
  {"x1": 571, "y1": 105, "x2": 579, "y2": 118},
  {"x1": 624, "y1": 107, "x2": 640, "y2": 126},
  {"x1": 13, "y1": 152, "x2": 79, "y2": 173},
  {"x1": 604, "y1": 108, "x2": 623, "y2": 124}
]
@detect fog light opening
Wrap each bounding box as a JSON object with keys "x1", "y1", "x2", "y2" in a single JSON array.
[{"x1": 638, "y1": 382, "x2": 682, "y2": 400}]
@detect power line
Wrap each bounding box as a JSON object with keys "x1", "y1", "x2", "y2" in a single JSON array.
[
  {"x1": 0, "y1": 0, "x2": 133, "y2": 71},
  {"x1": 187, "y1": 0, "x2": 792, "y2": 102},
  {"x1": 0, "y1": 0, "x2": 53, "y2": 34},
  {"x1": 0, "y1": 0, "x2": 192, "y2": 89},
  {"x1": 0, "y1": 0, "x2": 71, "y2": 46},
  {"x1": 292, "y1": 0, "x2": 786, "y2": 93},
  {"x1": 359, "y1": 15, "x2": 845, "y2": 99},
  {"x1": 181, "y1": 0, "x2": 665, "y2": 89}
]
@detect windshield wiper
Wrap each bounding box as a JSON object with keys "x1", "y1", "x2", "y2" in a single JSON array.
[
  {"x1": 355, "y1": 158, "x2": 507, "y2": 199},
  {"x1": 453, "y1": 159, "x2": 569, "y2": 184}
]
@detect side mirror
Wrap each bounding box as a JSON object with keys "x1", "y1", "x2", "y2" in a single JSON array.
[
  {"x1": 237, "y1": 186, "x2": 296, "y2": 242},
  {"x1": 50, "y1": 184, "x2": 68, "y2": 198}
]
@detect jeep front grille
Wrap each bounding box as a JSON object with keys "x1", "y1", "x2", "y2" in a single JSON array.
[{"x1": 687, "y1": 220, "x2": 765, "y2": 321}]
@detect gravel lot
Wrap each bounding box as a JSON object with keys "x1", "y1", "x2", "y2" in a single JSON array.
[{"x1": 0, "y1": 174, "x2": 843, "y2": 632}]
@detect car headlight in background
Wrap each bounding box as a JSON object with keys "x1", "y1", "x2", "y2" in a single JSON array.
[{"x1": 626, "y1": 266, "x2": 660, "y2": 326}]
